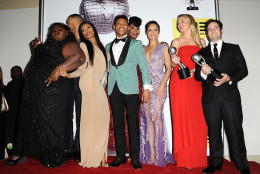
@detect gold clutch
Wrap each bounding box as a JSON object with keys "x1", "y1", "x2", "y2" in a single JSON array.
[
  {"x1": 1, "y1": 93, "x2": 9, "y2": 113},
  {"x1": 100, "y1": 72, "x2": 108, "y2": 89}
]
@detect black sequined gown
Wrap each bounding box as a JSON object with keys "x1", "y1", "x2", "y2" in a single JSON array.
[{"x1": 18, "y1": 39, "x2": 74, "y2": 167}]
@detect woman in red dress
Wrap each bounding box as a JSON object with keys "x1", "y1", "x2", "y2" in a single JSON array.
[{"x1": 169, "y1": 14, "x2": 208, "y2": 168}]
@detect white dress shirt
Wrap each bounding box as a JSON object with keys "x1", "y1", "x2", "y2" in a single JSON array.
[
  {"x1": 200, "y1": 39, "x2": 223, "y2": 80},
  {"x1": 112, "y1": 35, "x2": 128, "y2": 65},
  {"x1": 210, "y1": 39, "x2": 223, "y2": 58},
  {"x1": 200, "y1": 39, "x2": 232, "y2": 84}
]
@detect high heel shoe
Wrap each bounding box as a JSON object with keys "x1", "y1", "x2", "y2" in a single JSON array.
[
  {"x1": 100, "y1": 161, "x2": 108, "y2": 167},
  {"x1": 147, "y1": 158, "x2": 155, "y2": 164},
  {"x1": 5, "y1": 157, "x2": 27, "y2": 166},
  {"x1": 147, "y1": 152, "x2": 155, "y2": 164}
]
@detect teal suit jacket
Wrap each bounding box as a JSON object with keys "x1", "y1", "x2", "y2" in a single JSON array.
[{"x1": 105, "y1": 38, "x2": 152, "y2": 95}]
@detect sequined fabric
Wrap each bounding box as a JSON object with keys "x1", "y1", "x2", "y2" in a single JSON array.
[
  {"x1": 19, "y1": 39, "x2": 74, "y2": 167},
  {"x1": 79, "y1": 0, "x2": 129, "y2": 34},
  {"x1": 139, "y1": 43, "x2": 174, "y2": 167}
]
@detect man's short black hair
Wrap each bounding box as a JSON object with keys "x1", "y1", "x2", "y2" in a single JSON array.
[
  {"x1": 66, "y1": 14, "x2": 83, "y2": 23},
  {"x1": 205, "y1": 19, "x2": 223, "y2": 33},
  {"x1": 11, "y1": 66, "x2": 22, "y2": 73},
  {"x1": 113, "y1": 15, "x2": 128, "y2": 25}
]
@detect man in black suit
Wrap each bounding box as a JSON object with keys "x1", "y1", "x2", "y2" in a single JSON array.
[
  {"x1": 66, "y1": 14, "x2": 83, "y2": 162},
  {"x1": 106, "y1": 15, "x2": 152, "y2": 169},
  {"x1": 5, "y1": 66, "x2": 24, "y2": 157},
  {"x1": 194, "y1": 19, "x2": 250, "y2": 174}
]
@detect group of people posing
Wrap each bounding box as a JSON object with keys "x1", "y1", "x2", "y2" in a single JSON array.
[{"x1": 3, "y1": 13, "x2": 251, "y2": 174}]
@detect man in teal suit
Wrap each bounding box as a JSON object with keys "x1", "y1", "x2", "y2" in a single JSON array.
[{"x1": 106, "y1": 15, "x2": 152, "y2": 169}]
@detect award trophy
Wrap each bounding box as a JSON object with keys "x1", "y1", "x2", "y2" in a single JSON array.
[
  {"x1": 187, "y1": 0, "x2": 199, "y2": 10},
  {"x1": 169, "y1": 46, "x2": 190, "y2": 79},
  {"x1": 182, "y1": 0, "x2": 199, "y2": 10},
  {"x1": 192, "y1": 53, "x2": 223, "y2": 82}
]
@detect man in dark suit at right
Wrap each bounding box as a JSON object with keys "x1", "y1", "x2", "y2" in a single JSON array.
[{"x1": 194, "y1": 19, "x2": 250, "y2": 174}]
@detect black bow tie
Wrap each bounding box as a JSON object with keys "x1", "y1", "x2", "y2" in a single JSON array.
[{"x1": 115, "y1": 37, "x2": 127, "y2": 43}]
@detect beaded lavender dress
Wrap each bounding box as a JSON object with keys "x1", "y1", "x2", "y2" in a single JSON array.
[{"x1": 139, "y1": 43, "x2": 174, "y2": 167}]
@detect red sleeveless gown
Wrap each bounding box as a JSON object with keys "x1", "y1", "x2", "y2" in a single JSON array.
[{"x1": 169, "y1": 45, "x2": 208, "y2": 168}]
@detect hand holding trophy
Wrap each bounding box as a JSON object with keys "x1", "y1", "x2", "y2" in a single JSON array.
[
  {"x1": 192, "y1": 53, "x2": 223, "y2": 82},
  {"x1": 169, "y1": 46, "x2": 191, "y2": 79}
]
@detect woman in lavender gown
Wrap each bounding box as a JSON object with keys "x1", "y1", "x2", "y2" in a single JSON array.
[{"x1": 139, "y1": 21, "x2": 174, "y2": 167}]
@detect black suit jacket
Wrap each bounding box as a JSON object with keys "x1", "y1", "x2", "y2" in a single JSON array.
[
  {"x1": 194, "y1": 42, "x2": 248, "y2": 103},
  {"x1": 0, "y1": 86, "x2": 3, "y2": 107}
]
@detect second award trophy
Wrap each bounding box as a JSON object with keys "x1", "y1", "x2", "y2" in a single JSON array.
[{"x1": 192, "y1": 53, "x2": 223, "y2": 82}]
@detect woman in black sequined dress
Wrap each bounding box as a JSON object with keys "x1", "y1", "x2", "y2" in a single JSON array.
[{"x1": 5, "y1": 23, "x2": 86, "y2": 168}]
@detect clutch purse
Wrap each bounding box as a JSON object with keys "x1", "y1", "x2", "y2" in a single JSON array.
[
  {"x1": 100, "y1": 71, "x2": 108, "y2": 89},
  {"x1": 1, "y1": 93, "x2": 9, "y2": 113}
]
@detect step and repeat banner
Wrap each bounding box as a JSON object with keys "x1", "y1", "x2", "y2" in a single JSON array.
[{"x1": 41, "y1": 0, "x2": 219, "y2": 153}]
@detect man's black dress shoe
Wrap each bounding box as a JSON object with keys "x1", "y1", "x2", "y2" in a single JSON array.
[
  {"x1": 202, "y1": 165, "x2": 222, "y2": 173},
  {"x1": 240, "y1": 169, "x2": 251, "y2": 174},
  {"x1": 109, "y1": 157, "x2": 127, "y2": 167},
  {"x1": 74, "y1": 153, "x2": 81, "y2": 162},
  {"x1": 5, "y1": 157, "x2": 27, "y2": 166},
  {"x1": 131, "y1": 159, "x2": 142, "y2": 169}
]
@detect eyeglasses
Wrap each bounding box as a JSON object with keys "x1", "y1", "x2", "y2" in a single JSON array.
[{"x1": 207, "y1": 27, "x2": 219, "y2": 32}]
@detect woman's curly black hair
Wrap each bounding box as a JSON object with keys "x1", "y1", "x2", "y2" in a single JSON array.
[
  {"x1": 45, "y1": 22, "x2": 75, "y2": 43},
  {"x1": 128, "y1": 16, "x2": 142, "y2": 27}
]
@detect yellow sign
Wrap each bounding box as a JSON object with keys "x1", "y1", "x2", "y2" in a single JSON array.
[{"x1": 172, "y1": 18, "x2": 214, "y2": 39}]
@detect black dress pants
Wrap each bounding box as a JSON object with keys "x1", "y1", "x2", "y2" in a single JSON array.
[
  {"x1": 5, "y1": 108, "x2": 19, "y2": 156},
  {"x1": 69, "y1": 78, "x2": 82, "y2": 153},
  {"x1": 109, "y1": 83, "x2": 139, "y2": 160},
  {"x1": 12, "y1": 110, "x2": 24, "y2": 157},
  {"x1": 0, "y1": 112, "x2": 6, "y2": 160},
  {"x1": 202, "y1": 93, "x2": 249, "y2": 171}
]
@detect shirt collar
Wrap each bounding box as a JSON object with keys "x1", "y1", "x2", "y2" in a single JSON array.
[
  {"x1": 116, "y1": 34, "x2": 128, "y2": 39},
  {"x1": 210, "y1": 39, "x2": 223, "y2": 48}
]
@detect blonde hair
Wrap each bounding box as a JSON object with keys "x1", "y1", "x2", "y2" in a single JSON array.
[
  {"x1": 0, "y1": 66, "x2": 4, "y2": 88},
  {"x1": 177, "y1": 14, "x2": 203, "y2": 48}
]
